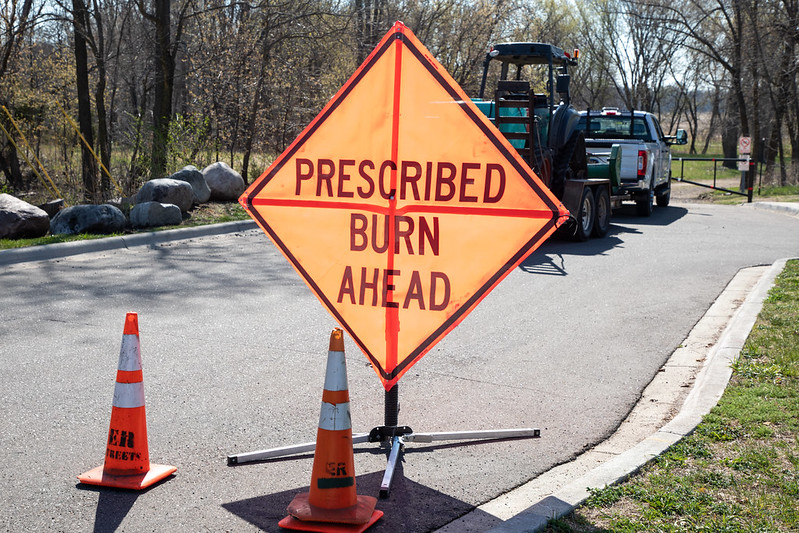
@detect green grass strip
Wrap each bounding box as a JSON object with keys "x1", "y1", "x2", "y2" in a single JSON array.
[{"x1": 550, "y1": 260, "x2": 799, "y2": 532}]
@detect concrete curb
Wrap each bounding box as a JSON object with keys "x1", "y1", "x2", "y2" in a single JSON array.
[
  {"x1": 436, "y1": 258, "x2": 791, "y2": 533},
  {"x1": 743, "y1": 201, "x2": 799, "y2": 218},
  {"x1": 0, "y1": 220, "x2": 258, "y2": 266}
]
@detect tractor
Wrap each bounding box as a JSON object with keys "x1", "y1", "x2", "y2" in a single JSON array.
[{"x1": 473, "y1": 42, "x2": 610, "y2": 241}]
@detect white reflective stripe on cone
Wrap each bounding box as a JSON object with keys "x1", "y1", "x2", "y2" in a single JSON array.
[
  {"x1": 318, "y1": 402, "x2": 352, "y2": 431},
  {"x1": 113, "y1": 382, "x2": 145, "y2": 408},
  {"x1": 323, "y1": 351, "x2": 348, "y2": 392},
  {"x1": 117, "y1": 335, "x2": 142, "y2": 372}
]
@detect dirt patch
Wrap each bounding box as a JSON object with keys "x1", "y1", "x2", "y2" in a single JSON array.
[{"x1": 671, "y1": 177, "x2": 744, "y2": 203}]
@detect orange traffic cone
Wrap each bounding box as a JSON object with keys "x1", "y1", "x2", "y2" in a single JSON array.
[
  {"x1": 279, "y1": 329, "x2": 382, "y2": 532},
  {"x1": 78, "y1": 313, "x2": 176, "y2": 490}
]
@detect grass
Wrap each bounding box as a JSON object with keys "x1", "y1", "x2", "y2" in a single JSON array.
[
  {"x1": 0, "y1": 231, "x2": 125, "y2": 249},
  {"x1": 690, "y1": 182, "x2": 799, "y2": 205},
  {"x1": 545, "y1": 260, "x2": 799, "y2": 533},
  {"x1": 0, "y1": 201, "x2": 249, "y2": 250}
]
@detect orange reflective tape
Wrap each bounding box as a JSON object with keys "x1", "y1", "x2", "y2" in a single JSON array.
[
  {"x1": 321, "y1": 389, "x2": 350, "y2": 405},
  {"x1": 116, "y1": 369, "x2": 143, "y2": 384}
]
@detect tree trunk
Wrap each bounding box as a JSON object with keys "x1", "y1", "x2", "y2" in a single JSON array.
[
  {"x1": 151, "y1": 0, "x2": 173, "y2": 178},
  {"x1": 355, "y1": 0, "x2": 385, "y2": 64},
  {"x1": 750, "y1": 62, "x2": 761, "y2": 186},
  {"x1": 701, "y1": 91, "x2": 721, "y2": 155},
  {"x1": 91, "y1": 0, "x2": 112, "y2": 200},
  {"x1": 721, "y1": 91, "x2": 739, "y2": 167},
  {"x1": 241, "y1": 41, "x2": 271, "y2": 184},
  {"x1": 95, "y1": 73, "x2": 111, "y2": 198},
  {"x1": 0, "y1": 133, "x2": 24, "y2": 191},
  {"x1": 127, "y1": 85, "x2": 148, "y2": 194},
  {"x1": 72, "y1": 0, "x2": 99, "y2": 203}
]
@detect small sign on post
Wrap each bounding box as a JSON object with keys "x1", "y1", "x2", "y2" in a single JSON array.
[
  {"x1": 737, "y1": 137, "x2": 753, "y2": 200},
  {"x1": 738, "y1": 136, "x2": 751, "y2": 155},
  {"x1": 737, "y1": 157, "x2": 750, "y2": 171}
]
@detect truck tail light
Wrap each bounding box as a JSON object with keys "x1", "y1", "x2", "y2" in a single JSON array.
[{"x1": 637, "y1": 150, "x2": 647, "y2": 178}]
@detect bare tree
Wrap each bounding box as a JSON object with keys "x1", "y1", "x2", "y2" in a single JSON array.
[
  {"x1": 136, "y1": 0, "x2": 192, "y2": 178},
  {"x1": 354, "y1": 0, "x2": 387, "y2": 64},
  {"x1": 575, "y1": 4, "x2": 620, "y2": 108},
  {"x1": 751, "y1": 0, "x2": 798, "y2": 183},
  {"x1": 0, "y1": 0, "x2": 42, "y2": 191},
  {"x1": 648, "y1": 0, "x2": 751, "y2": 164},
  {"x1": 581, "y1": 0, "x2": 684, "y2": 112},
  {"x1": 71, "y1": 0, "x2": 100, "y2": 201},
  {"x1": 401, "y1": 0, "x2": 508, "y2": 93}
]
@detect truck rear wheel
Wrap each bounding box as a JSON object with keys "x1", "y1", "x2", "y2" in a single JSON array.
[
  {"x1": 574, "y1": 187, "x2": 595, "y2": 241},
  {"x1": 656, "y1": 178, "x2": 671, "y2": 207},
  {"x1": 635, "y1": 180, "x2": 654, "y2": 216},
  {"x1": 593, "y1": 187, "x2": 611, "y2": 238}
]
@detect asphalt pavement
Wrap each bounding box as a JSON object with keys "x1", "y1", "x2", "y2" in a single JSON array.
[{"x1": 1, "y1": 200, "x2": 798, "y2": 532}]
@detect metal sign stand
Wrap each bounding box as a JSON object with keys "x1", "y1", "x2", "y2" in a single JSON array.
[{"x1": 227, "y1": 384, "x2": 539, "y2": 498}]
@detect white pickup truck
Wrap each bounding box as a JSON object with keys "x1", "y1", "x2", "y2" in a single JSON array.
[{"x1": 578, "y1": 108, "x2": 688, "y2": 216}]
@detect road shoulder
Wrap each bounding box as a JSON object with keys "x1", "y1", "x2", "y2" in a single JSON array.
[
  {"x1": 0, "y1": 220, "x2": 258, "y2": 266},
  {"x1": 437, "y1": 259, "x2": 790, "y2": 533}
]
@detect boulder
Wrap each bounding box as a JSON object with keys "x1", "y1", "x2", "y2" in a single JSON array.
[
  {"x1": 202, "y1": 162, "x2": 245, "y2": 201},
  {"x1": 50, "y1": 204, "x2": 127, "y2": 235},
  {"x1": 37, "y1": 199, "x2": 65, "y2": 218},
  {"x1": 170, "y1": 165, "x2": 211, "y2": 204},
  {"x1": 136, "y1": 178, "x2": 194, "y2": 213},
  {"x1": 130, "y1": 201, "x2": 182, "y2": 228},
  {"x1": 106, "y1": 196, "x2": 134, "y2": 218},
  {"x1": 0, "y1": 194, "x2": 50, "y2": 239}
]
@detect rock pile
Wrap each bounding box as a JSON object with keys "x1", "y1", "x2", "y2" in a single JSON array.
[{"x1": 0, "y1": 161, "x2": 246, "y2": 238}]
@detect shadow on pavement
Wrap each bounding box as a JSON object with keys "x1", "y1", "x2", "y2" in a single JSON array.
[
  {"x1": 75, "y1": 481, "x2": 149, "y2": 533},
  {"x1": 611, "y1": 204, "x2": 689, "y2": 226},
  {"x1": 222, "y1": 469, "x2": 493, "y2": 532},
  {"x1": 76, "y1": 466, "x2": 177, "y2": 532},
  {"x1": 520, "y1": 205, "x2": 688, "y2": 276}
]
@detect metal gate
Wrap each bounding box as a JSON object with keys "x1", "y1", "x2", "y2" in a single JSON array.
[{"x1": 672, "y1": 157, "x2": 756, "y2": 202}]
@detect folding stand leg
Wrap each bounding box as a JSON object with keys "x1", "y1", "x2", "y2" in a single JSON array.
[
  {"x1": 379, "y1": 436, "x2": 403, "y2": 498},
  {"x1": 227, "y1": 434, "x2": 370, "y2": 465},
  {"x1": 228, "y1": 382, "x2": 540, "y2": 502},
  {"x1": 366, "y1": 383, "x2": 541, "y2": 499},
  {"x1": 374, "y1": 385, "x2": 407, "y2": 498}
]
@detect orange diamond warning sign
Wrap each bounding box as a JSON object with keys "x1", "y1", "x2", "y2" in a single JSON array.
[{"x1": 240, "y1": 22, "x2": 568, "y2": 390}]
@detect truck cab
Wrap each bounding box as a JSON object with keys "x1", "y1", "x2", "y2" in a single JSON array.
[{"x1": 578, "y1": 108, "x2": 688, "y2": 216}]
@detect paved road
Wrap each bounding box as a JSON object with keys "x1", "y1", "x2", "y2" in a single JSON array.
[{"x1": 1, "y1": 202, "x2": 798, "y2": 532}]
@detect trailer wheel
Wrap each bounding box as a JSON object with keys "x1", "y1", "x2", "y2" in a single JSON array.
[
  {"x1": 593, "y1": 187, "x2": 611, "y2": 238},
  {"x1": 574, "y1": 187, "x2": 595, "y2": 241}
]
